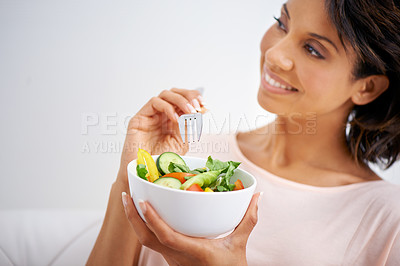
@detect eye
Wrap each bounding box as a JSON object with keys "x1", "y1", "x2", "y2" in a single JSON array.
[
  {"x1": 273, "y1": 16, "x2": 287, "y2": 32},
  {"x1": 304, "y1": 43, "x2": 325, "y2": 59}
]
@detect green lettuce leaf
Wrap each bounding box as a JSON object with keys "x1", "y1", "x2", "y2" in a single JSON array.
[
  {"x1": 168, "y1": 162, "x2": 191, "y2": 173},
  {"x1": 223, "y1": 161, "x2": 241, "y2": 190},
  {"x1": 217, "y1": 185, "x2": 228, "y2": 192},
  {"x1": 189, "y1": 167, "x2": 208, "y2": 175},
  {"x1": 204, "y1": 156, "x2": 241, "y2": 191},
  {"x1": 206, "y1": 156, "x2": 229, "y2": 171},
  {"x1": 136, "y1": 164, "x2": 148, "y2": 181}
]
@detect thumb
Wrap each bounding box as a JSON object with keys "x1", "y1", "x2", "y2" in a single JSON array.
[{"x1": 232, "y1": 192, "x2": 262, "y2": 239}]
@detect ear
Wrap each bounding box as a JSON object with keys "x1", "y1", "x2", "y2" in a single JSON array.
[{"x1": 351, "y1": 75, "x2": 389, "y2": 105}]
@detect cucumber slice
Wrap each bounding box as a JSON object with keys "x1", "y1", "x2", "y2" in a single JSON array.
[
  {"x1": 153, "y1": 177, "x2": 182, "y2": 189},
  {"x1": 156, "y1": 152, "x2": 187, "y2": 175}
]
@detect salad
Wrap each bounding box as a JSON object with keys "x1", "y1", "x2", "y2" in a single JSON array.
[{"x1": 136, "y1": 148, "x2": 245, "y2": 192}]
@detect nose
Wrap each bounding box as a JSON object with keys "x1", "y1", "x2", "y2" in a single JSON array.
[{"x1": 264, "y1": 40, "x2": 294, "y2": 72}]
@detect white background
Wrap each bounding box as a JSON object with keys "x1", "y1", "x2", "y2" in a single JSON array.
[{"x1": 0, "y1": 0, "x2": 398, "y2": 210}]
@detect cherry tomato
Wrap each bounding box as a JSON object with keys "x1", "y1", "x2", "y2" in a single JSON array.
[{"x1": 186, "y1": 183, "x2": 204, "y2": 192}]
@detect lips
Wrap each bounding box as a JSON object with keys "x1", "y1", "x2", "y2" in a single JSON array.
[{"x1": 261, "y1": 64, "x2": 299, "y2": 93}]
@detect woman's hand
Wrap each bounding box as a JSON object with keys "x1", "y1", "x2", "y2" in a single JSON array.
[
  {"x1": 88, "y1": 89, "x2": 205, "y2": 265},
  {"x1": 118, "y1": 88, "x2": 204, "y2": 183},
  {"x1": 121, "y1": 192, "x2": 262, "y2": 266}
]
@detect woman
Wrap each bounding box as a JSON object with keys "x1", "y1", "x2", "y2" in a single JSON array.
[{"x1": 88, "y1": 0, "x2": 400, "y2": 265}]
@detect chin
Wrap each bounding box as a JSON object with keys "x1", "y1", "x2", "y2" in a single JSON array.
[
  {"x1": 257, "y1": 86, "x2": 310, "y2": 118},
  {"x1": 257, "y1": 86, "x2": 283, "y2": 115}
]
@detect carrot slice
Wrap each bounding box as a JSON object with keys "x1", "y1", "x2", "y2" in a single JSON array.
[
  {"x1": 162, "y1": 172, "x2": 196, "y2": 184},
  {"x1": 233, "y1": 179, "x2": 244, "y2": 190}
]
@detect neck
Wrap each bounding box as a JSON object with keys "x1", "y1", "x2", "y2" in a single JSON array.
[{"x1": 264, "y1": 112, "x2": 353, "y2": 168}]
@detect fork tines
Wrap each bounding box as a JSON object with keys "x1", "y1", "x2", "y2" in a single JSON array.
[{"x1": 178, "y1": 113, "x2": 203, "y2": 144}]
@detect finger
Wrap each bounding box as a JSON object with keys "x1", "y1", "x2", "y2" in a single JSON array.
[
  {"x1": 159, "y1": 90, "x2": 198, "y2": 114},
  {"x1": 138, "y1": 97, "x2": 180, "y2": 124},
  {"x1": 197, "y1": 95, "x2": 207, "y2": 107},
  {"x1": 231, "y1": 192, "x2": 262, "y2": 240},
  {"x1": 121, "y1": 192, "x2": 175, "y2": 253},
  {"x1": 170, "y1": 88, "x2": 203, "y2": 111},
  {"x1": 121, "y1": 192, "x2": 154, "y2": 240},
  {"x1": 140, "y1": 201, "x2": 208, "y2": 254}
]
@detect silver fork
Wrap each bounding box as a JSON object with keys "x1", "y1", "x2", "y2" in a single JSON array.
[
  {"x1": 178, "y1": 88, "x2": 204, "y2": 143},
  {"x1": 178, "y1": 112, "x2": 203, "y2": 144}
]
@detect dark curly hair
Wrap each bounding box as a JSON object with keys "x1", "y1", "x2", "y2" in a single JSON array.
[{"x1": 326, "y1": 0, "x2": 400, "y2": 169}]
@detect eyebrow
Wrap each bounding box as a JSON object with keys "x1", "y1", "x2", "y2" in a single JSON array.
[
  {"x1": 282, "y1": 3, "x2": 339, "y2": 53},
  {"x1": 283, "y1": 4, "x2": 290, "y2": 19},
  {"x1": 308, "y1": 33, "x2": 339, "y2": 52}
]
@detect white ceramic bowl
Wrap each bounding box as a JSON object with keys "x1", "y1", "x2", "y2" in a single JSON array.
[{"x1": 127, "y1": 155, "x2": 257, "y2": 238}]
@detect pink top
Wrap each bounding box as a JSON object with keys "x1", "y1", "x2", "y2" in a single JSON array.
[{"x1": 139, "y1": 134, "x2": 400, "y2": 266}]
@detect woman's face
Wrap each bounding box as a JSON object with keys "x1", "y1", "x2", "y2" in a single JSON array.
[{"x1": 258, "y1": 0, "x2": 360, "y2": 118}]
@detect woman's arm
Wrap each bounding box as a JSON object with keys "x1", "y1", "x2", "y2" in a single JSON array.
[
  {"x1": 87, "y1": 170, "x2": 142, "y2": 266},
  {"x1": 87, "y1": 88, "x2": 204, "y2": 265}
]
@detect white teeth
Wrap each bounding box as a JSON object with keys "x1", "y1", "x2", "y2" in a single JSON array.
[{"x1": 264, "y1": 73, "x2": 296, "y2": 91}]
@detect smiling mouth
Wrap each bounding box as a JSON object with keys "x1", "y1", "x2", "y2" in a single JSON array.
[
  {"x1": 264, "y1": 72, "x2": 298, "y2": 92},
  {"x1": 262, "y1": 62, "x2": 299, "y2": 92}
]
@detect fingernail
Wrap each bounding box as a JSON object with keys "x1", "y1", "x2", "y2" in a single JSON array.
[
  {"x1": 197, "y1": 95, "x2": 207, "y2": 106},
  {"x1": 138, "y1": 199, "x2": 147, "y2": 214},
  {"x1": 186, "y1": 103, "x2": 197, "y2": 113},
  {"x1": 122, "y1": 192, "x2": 128, "y2": 207},
  {"x1": 257, "y1": 192, "x2": 263, "y2": 206},
  {"x1": 174, "y1": 112, "x2": 180, "y2": 122},
  {"x1": 192, "y1": 99, "x2": 202, "y2": 112}
]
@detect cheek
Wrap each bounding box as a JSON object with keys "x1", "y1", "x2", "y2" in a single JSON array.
[
  {"x1": 298, "y1": 65, "x2": 353, "y2": 109},
  {"x1": 301, "y1": 68, "x2": 333, "y2": 97}
]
